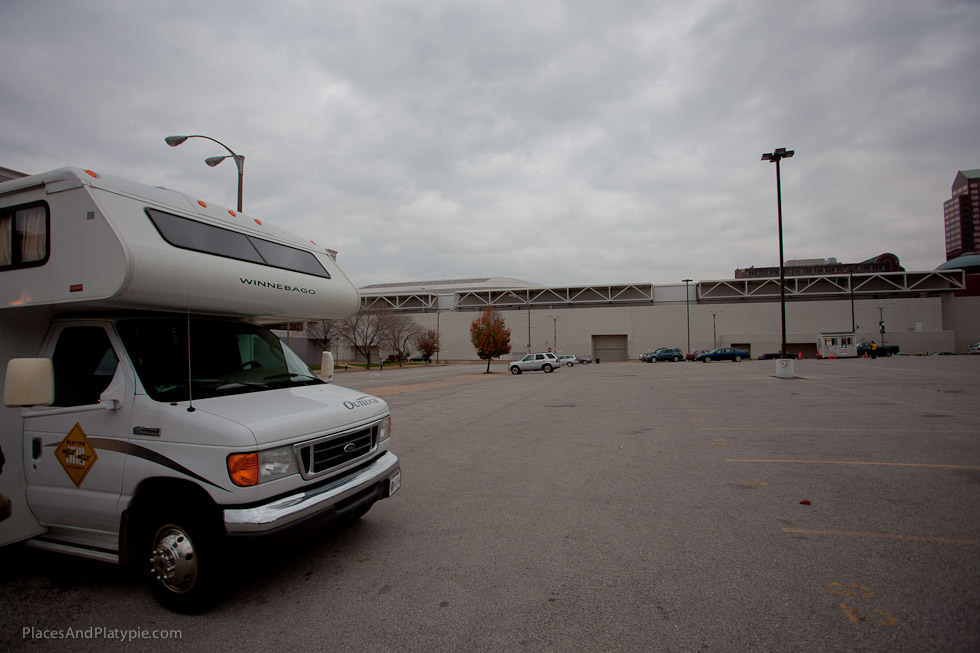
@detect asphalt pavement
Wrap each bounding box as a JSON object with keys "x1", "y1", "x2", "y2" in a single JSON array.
[{"x1": 1, "y1": 356, "x2": 978, "y2": 651}]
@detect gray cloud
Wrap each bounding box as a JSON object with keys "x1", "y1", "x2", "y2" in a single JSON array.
[{"x1": 2, "y1": 0, "x2": 977, "y2": 287}]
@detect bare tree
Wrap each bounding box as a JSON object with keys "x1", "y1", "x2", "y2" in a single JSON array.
[
  {"x1": 337, "y1": 307, "x2": 392, "y2": 369},
  {"x1": 304, "y1": 320, "x2": 339, "y2": 354},
  {"x1": 384, "y1": 314, "x2": 421, "y2": 366}
]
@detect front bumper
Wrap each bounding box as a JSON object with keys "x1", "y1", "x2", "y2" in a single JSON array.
[{"x1": 223, "y1": 451, "x2": 400, "y2": 534}]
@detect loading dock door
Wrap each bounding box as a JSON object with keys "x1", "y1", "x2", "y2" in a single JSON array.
[{"x1": 592, "y1": 334, "x2": 628, "y2": 362}]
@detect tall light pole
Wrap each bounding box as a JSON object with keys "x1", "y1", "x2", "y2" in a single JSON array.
[
  {"x1": 436, "y1": 310, "x2": 443, "y2": 366},
  {"x1": 548, "y1": 315, "x2": 559, "y2": 353},
  {"x1": 166, "y1": 134, "x2": 245, "y2": 213},
  {"x1": 711, "y1": 310, "x2": 724, "y2": 349},
  {"x1": 761, "y1": 147, "x2": 794, "y2": 358},
  {"x1": 682, "y1": 279, "x2": 693, "y2": 354},
  {"x1": 509, "y1": 292, "x2": 532, "y2": 353},
  {"x1": 877, "y1": 302, "x2": 893, "y2": 344}
]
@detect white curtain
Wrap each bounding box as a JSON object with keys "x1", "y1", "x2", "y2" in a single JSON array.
[{"x1": 17, "y1": 206, "x2": 46, "y2": 262}]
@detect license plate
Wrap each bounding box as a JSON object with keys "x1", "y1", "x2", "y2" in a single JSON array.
[{"x1": 388, "y1": 471, "x2": 401, "y2": 496}]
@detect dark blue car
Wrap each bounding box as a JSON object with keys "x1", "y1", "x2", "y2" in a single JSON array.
[{"x1": 695, "y1": 347, "x2": 749, "y2": 362}]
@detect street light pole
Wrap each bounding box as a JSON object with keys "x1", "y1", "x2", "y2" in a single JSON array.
[
  {"x1": 549, "y1": 315, "x2": 559, "y2": 353},
  {"x1": 761, "y1": 147, "x2": 794, "y2": 358},
  {"x1": 436, "y1": 309, "x2": 442, "y2": 366},
  {"x1": 682, "y1": 279, "x2": 693, "y2": 354},
  {"x1": 711, "y1": 310, "x2": 723, "y2": 349},
  {"x1": 509, "y1": 292, "x2": 532, "y2": 353},
  {"x1": 878, "y1": 304, "x2": 889, "y2": 345},
  {"x1": 526, "y1": 293, "x2": 531, "y2": 353},
  {"x1": 165, "y1": 134, "x2": 245, "y2": 213}
]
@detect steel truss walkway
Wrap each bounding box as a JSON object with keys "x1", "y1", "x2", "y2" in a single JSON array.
[{"x1": 360, "y1": 270, "x2": 966, "y2": 312}]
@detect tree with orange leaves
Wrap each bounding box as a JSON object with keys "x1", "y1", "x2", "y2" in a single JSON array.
[{"x1": 470, "y1": 307, "x2": 511, "y2": 373}]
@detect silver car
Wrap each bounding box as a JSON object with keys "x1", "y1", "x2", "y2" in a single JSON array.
[{"x1": 510, "y1": 352, "x2": 561, "y2": 374}]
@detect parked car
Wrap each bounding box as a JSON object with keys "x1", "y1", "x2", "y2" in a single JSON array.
[
  {"x1": 645, "y1": 347, "x2": 684, "y2": 362},
  {"x1": 510, "y1": 352, "x2": 562, "y2": 374},
  {"x1": 856, "y1": 342, "x2": 900, "y2": 357},
  {"x1": 577, "y1": 355, "x2": 593, "y2": 364},
  {"x1": 686, "y1": 349, "x2": 711, "y2": 361},
  {"x1": 558, "y1": 354, "x2": 578, "y2": 367},
  {"x1": 758, "y1": 352, "x2": 782, "y2": 360},
  {"x1": 695, "y1": 347, "x2": 750, "y2": 362},
  {"x1": 968, "y1": 342, "x2": 980, "y2": 355}
]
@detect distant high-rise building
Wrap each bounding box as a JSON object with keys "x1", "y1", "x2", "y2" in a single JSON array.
[{"x1": 944, "y1": 169, "x2": 980, "y2": 260}]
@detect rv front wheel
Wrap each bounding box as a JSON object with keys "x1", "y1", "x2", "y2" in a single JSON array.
[{"x1": 145, "y1": 511, "x2": 219, "y2": 613}]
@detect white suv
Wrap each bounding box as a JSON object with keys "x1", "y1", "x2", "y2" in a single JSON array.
[
  {"x1": 557, "y1": 354, "x2": 577, "y2": 367},
  {"x1": 510, "y1": 352, "x2": 561, "y2": 374}
]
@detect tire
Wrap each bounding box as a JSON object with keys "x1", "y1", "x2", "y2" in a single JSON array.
[
  {"x1": 543, "y1": 364, "x2": 553, "y2": 373},
  {"x1": 510, "y1": 366, "x2": 522, "y2": 375},
  {"x1": 734, "y1": 355, "x2": 742, "y2": 362},
  {"x1": 566, "y1": 362, "x2": 573, "y2": 367},
  {"x1": 704, "y1": 356, "x2": 712, "y2": 363},
  {"x1": 672, "y1": 356, "x2": 680, "y2": 362},
  {"x1": 145, "y1": 510, "x2": 220, "y2": 614}
]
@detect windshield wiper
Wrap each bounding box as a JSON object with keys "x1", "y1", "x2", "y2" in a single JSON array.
[
  {"x1": 262, "y1": 372, "x2": 320, "y2": 383},
  {"x1": 215, "y1": 381, "x2": 270, "y2": 392}
]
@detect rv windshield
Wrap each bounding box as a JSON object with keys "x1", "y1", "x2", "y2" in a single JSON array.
[{"x1": 117, "y1": 318, "x2": 321, "y2": 402}]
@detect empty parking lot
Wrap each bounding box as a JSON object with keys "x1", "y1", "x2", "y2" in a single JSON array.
[{"x1": 2, "y1": 357, "x2": 978, "y2": 651}]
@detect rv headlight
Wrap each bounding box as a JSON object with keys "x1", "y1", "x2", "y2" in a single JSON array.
[
  {"x1": 378, "y1": 415, "x2": 391, "y2": 442},
  {"x1": 227, "y1": 446, "x2": 298, "y2": 487},
  {"x1": 258, "y1": 446, "x2": 298, "y2": 482}
]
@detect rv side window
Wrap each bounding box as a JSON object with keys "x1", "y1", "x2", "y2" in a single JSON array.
[
  {"x1": 145, "y1": 208, "x2": 330, "y2": 278},
  {"x1": 247, "y1": 235, "x2": 331, "y2": 277},
  {"x1": 51, "y1": 327, "x2": 120, "y2": 407},
  {"x1": 0, "y1": 201, "x2": 49, "y2": 270}
]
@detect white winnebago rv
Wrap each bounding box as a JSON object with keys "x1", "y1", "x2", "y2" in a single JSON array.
[{"x1": 0, "y1": 167, "x2": 400, "y2": 612}]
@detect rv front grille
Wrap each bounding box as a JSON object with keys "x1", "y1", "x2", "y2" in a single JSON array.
[{"x1": 296, "y1": 425, "x2": 377, "y2": 478}]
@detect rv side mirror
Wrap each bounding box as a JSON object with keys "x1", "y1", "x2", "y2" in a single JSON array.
[
  {"x1": 320, "y1": 351, "x2": 334, "y2": 382},
  {"x1": 3, "y1": 358, "x2": 55, "y2": 407},
  {"x1": 99, "y1": 369, "x2": 126, "y2": 410}
]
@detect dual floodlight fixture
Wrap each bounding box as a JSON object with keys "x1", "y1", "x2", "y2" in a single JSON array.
[{"x1": 761, "y1": 147, "x2": 794, "y2": 163}]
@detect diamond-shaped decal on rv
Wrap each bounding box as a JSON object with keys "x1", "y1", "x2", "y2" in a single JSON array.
[{"x1": 55, "y1": 423, "x2": 99, "y2": 488}]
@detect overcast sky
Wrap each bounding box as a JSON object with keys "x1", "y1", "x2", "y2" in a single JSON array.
[{"x1": 2, "y1": 1, "x2": 978, "y2": 288}]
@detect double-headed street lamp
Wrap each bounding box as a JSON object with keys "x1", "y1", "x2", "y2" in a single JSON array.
[
  {"x1": 682, "y1": 278, "x2": 693, "y2": 354},
  {"x1": 165, "y1": 134, "x2": 245, "y2": 213},
  {"x1": 761, "y1": 147, "x2": 794, "y2": 358}
]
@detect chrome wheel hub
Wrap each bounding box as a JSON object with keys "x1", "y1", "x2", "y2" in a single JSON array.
[{"x1": 150, "y1": 526, "x2": 197, "y2": 593}]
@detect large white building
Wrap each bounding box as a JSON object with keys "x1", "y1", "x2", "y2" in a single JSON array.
[{"x1": 304, "y1": 266, "x2": 980, "y2": 363}]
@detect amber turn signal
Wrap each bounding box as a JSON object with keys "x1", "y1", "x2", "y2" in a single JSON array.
[{"x1": 227, "y1": 453, "x2": 259, "y2": 487}]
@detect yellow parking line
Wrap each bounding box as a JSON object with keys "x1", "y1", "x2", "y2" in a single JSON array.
[
  {"x1": 708, "y1": 427, "x2": 980, "y2": 433},
  {"x1": 726, "y1": 458, "x2": 980, "y2": 470},
  {"x1": 783, "y1": 528, "x2": 980, "y2": 546}
]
